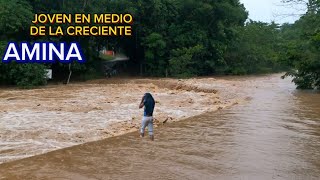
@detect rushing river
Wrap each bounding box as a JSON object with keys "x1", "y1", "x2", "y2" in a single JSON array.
[{"x1": 1, "y1": 74, "x2": 320, "y2": 179}]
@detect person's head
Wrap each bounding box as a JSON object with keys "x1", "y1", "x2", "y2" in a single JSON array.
[{"x1": 144, "y1": 93, "x2": 154, "y2": 102}]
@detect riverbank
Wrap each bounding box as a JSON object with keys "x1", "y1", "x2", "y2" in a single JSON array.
[{"x1": 0, "y1": 77, "x2": 250, "y2": 164}]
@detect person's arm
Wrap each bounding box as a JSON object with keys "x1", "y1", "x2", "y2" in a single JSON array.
[{"x1": 139, "y1": 95, "x2": 145, "y2": 109}]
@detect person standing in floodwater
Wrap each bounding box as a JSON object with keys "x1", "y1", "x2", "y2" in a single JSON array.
[{"x1": 139, "y1": 93, "x2": 155, "y2": 141}]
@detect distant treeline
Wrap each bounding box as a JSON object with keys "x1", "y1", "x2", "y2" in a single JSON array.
[{"x1": 0, "y1": 0, "x2": 319, "y2": 89}]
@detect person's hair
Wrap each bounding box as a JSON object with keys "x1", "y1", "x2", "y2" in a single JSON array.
[{"x1": 144, "y1": 93, "x2": 155, "y2": 104}]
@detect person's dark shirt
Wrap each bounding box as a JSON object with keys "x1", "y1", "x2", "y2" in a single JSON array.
[{"x1": 143, "y1": 93, "x2": 155, "y2": 116}]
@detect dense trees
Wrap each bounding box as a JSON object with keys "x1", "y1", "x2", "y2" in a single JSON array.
[
  {"x1": 0, "y1": 0, "x2": 249, "y2": 86},
  {"x1": 0, "y1": 0, "x2": 319, "y2": 89},
  {"x1": 128, "y1": 0, "x2": 249, "y2": 77},
  {"x1": 224, "y1": 21, "x2": 287, "y2": 75},
  {"x1": 281, "y1": 0, "x2": 320, "y2": 89},
  {"x1": 0, "y1": 0, "x2": 44, "y2": 88}
]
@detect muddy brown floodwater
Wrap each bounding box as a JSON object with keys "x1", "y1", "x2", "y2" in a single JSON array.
[
  {"x1": 1, "y1": 74, "x2": 320, "y2": 180},
  {"x1": 0, "y1": 77, "x2": 243, "y2": 164}
]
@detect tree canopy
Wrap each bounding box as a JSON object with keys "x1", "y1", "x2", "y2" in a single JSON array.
[
  {"x1": 0, "y1": 0, "x2": 319, "y2": 89},
  {"x1": 280, "y1": 0, "x2": 320, "y2": 89}
]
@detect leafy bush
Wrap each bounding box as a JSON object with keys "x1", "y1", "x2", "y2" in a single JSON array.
[
  {"x1": 169, "y1": 45, "x2": 204, "y2": 77},
  {"x1": 4, "y1": 63, "x2": 47, "y2": 88}
]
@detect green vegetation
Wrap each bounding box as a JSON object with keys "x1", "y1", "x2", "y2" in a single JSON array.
[
  {"x1": 225, "y1": 21, "x2": 287, "y2": 75},
  {"x1": 280, "y1": 0, "x2": 320, "y2": 89},
  {"x1": 0, "y1": 0, "x2": 319, "y2": 89}
]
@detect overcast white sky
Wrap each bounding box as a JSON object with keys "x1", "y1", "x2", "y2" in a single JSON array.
[{"x1": 240, "y1": 0, "x2": 307, "y2": 24}]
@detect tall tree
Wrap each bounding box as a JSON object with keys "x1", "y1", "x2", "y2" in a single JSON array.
[{"x1": 281, "y1": 0, "x2": 320, "y2": 89}]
